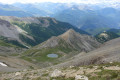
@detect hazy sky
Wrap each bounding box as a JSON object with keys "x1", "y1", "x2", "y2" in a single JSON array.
[{"x1": 0, "y1": 0, "x2": 120, "y2": 4}]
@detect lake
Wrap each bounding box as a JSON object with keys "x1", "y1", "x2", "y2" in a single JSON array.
[{"x1": 47, "y1": 54, "x2": 58, "y2": 58}]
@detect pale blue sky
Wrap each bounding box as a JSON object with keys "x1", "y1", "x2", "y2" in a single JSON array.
[{"x1": 0, "y1": 0, "x2": 120, "y2": 4}]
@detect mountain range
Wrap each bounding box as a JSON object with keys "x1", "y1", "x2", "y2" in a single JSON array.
[
  {"x1": 0, "y1": 16, "x2": 88, "y2": 48},
  {"x1": 0, "y1": 3, "x2": 33, "y2": 17},
  {"x1": 0, "y1": 2, "x2": 120, "y2": 35},
  {"x1": 54, "y1": 7, "x2": 120, "y2": 35},
  {"x1": 0, "y1": 2, "x2": 120, "y2": 80}
]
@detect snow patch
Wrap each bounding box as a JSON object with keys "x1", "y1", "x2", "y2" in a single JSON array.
[{"x1": 0, "y1": 62, "x2": 7, "y2": 67}]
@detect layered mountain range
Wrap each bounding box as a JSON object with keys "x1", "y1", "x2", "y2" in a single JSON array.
[
  {"x1": 0, "y1": 3, "x2": 120, "y2": 35},
  {"x1": 0, "y1": 16, "x2": 88, "y2": 48}
]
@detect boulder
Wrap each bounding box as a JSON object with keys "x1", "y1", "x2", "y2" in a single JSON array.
[
  {"x1": 51, "y1": 69, "x2": 64, "y2": 77},
  {"x1": 15, "y1": 72, "x2": 21, "y2": 76}
]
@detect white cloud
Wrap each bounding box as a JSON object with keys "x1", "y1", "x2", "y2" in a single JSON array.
[{"x1": 0, "y1": 0, "x2": 120, "y2": 4}]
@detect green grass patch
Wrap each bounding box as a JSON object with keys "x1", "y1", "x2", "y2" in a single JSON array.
[
  {"x1": 21, "y1": 39, "x2": 76, "y2": 63},
  {"x1": 0, "y1": 40, "x2": 17, "y2": 47}
]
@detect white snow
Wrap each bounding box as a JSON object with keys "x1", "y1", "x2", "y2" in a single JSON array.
[{"x1": 0, "y1": 62, "x2": 7, "y2": 67}]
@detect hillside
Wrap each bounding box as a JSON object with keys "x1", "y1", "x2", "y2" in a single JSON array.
[
  {"x1": 53, "y1": 37, "x2": 120, "y2": 68},
  {"x1": 0, "y1": 18, "x2": 35, "y2": 48},
  {"x1": 21, "y1": 29, "x2": 100, "y2": 67},
  {"x1": 107, "y1": 28, "x2": 120, "y2": 35},
  {"x1": 0, "y1": 16, "x2": 88, "y2": 47},
  {"x1": 95, "y1": 31, "x2": 120, "y2": 43},
  {"x1": 0, "y1": 39, "x2": 24, "y2": 55},
  {"x1": 0, "y1": 33, "x2": 36, "y2": 73}
]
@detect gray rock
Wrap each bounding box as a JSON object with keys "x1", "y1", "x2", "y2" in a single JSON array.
[{"x1": 51, "y1": 69, "x2": 64, "y2": 78}]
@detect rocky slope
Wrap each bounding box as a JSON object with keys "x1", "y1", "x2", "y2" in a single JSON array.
[
  {"x1": 59, "y1": 29, "x2": 99, "y2": 52},
  {"x1": 0, "y1": 19, "x2": 35, "y2": 48},
  {"x1": 1, "y1": 61, "x2": 120, "y2": 80},
  {"x1": 0, "y1": 56, "x2": 36, "y2": 73},
  {"x1": 0, "y1": 39, "x2": 24, "y2": 55},
  {"x1": 38, "y1": 29, "x2": 99, "y2": 52},
  {"x1": 0, "y1": 38, "x2": 36, "y2": 73}
]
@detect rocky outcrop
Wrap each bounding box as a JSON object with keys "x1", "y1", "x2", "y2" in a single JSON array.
[{"x1": 50, "y1": 69, "x2": 64, "y2": 77}]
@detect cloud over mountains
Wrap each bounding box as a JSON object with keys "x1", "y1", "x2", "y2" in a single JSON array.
[{"x1": 0, "y1": 0, "x2": 120, "y2": 4}]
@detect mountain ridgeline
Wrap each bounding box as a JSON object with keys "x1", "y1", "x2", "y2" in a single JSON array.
[
  {"x1": 54, "y1": 7, "x2": 120, "y2": 35},
  {"x1": 0, "y1": 16, "x2": 88, "y2": 48},
  {"x1": 10, "y1": 3, "x2": 120, "y2": 35},
  {"x1": 0, "y1": 4, "x2": 33, "y2": 17}
]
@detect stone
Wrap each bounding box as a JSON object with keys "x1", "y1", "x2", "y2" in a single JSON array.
[
  {"x1": 75, "y1": 75, "x2": 88, "y2": 80},
  {"x1": 15, "y1": 72, "x2": 21, "y2": 76},
  {"x1": 70, "y1": 66, "x2": 75, "y2": 68},
  {"x1": 51, "y1": 69, "x2": 64, "y2": 77}
]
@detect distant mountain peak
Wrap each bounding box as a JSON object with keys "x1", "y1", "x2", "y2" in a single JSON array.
[
  {"x1": 60, "y1": 29, "x2": 76, "y2": 41},
  {"x1": 66, "y1": 29, "x2": 75, "y2": 33}
]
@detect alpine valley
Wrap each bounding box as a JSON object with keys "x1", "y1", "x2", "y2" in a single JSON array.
[{"x1": 0, "y1": 1, "x2": 120, "y2": 80}]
